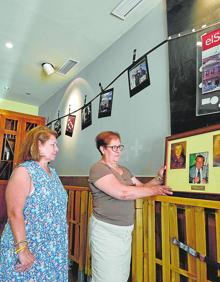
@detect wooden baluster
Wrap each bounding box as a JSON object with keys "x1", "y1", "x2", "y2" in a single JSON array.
[
  {"x1": 195, "y1": 207, "x2": 207, "y2": 282},
  {"x1": 185, "y1": 207, "x2": 196, "y2": 282},
  {"x1": 169, "y1": 204, "x2": 180, "y2": 282}
]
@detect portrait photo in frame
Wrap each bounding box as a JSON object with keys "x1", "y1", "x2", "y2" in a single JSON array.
[
  {"x1": 98, "y1": 88, "x2": 114, "y2": 118},
  {"x1": 165, "y1": 124, "x2": 220, "y2": 194},
  {"x1": 81, "y1": 102, "x2": 92, "y2": 130},
  {"x1": 65, "y1": 115, "x2": 76, "y2": 137},
  {"x1": 128, "y1": 55, "x2": 150, "y2": 97},
  {"x1": 170, "y1": 141, "x2": 186, "y2": 169},
  {"x1": 54, "y1": 118, "x2": 61, "y2": 138},
  {"x1": 189, "y1": 152, "x2": 209, "y2": 184},
  {"x1": 213, "y1": 134, "x2": 220, "y2": 167}
]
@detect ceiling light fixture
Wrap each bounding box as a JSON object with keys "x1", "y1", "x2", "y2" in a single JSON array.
[
  {"x1": 5, "y1": 42, "x2": 13, "y2": 49},
  {"x1": 42, "y1": 62, "x2": 55, "y2": 75}
]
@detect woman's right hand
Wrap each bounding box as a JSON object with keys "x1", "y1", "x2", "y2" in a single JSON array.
[
  {"x1": 16, "y1": 247, "x2": 35, "y2": 272},
  {"x1": 151, "y1": 185, "x2": 173, "y2": 196}
]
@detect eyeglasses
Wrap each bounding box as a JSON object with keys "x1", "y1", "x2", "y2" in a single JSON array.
[{"x1": 105, "y1": 145, "x2": 124, "y2": 152}]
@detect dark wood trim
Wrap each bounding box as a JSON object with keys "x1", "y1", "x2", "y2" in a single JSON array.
[
  {"x1": 166, "y1": 124, "x2": 220, "y2": 141},
  {"x1": 60, "y1": 176, "x2": 89, "y2": 187},
  {"x1": 59, "y1": 176, "x2": 153, "y2": 187}
]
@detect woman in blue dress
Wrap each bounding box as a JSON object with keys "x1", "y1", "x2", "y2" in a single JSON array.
[{"x1": 0, "y1": 126, "x2": 68, "y2": 282}]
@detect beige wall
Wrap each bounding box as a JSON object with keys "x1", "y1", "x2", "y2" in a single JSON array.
[{"x1": 0, "y1": 98, "x2": 38, "y2": 115}]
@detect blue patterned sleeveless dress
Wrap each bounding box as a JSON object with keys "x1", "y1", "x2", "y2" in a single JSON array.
[{"x1": 0, "y1": 160, "x2": 68, "y2": 282}]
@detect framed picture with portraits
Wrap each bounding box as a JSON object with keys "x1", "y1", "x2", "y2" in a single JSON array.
[
  {"x1": 127, "y1": 55, "x2": 150, "y2": 97},
  {"x1": 165, "y1": 124, "x2": 220, "y2": 194},
  {"x1": 98, "y1": 88, "x2": 114, "y2": 118}
]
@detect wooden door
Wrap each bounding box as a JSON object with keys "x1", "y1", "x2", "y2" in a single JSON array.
[{"x1": 0, "y1": 109, "x2": 45, "y2": 235}]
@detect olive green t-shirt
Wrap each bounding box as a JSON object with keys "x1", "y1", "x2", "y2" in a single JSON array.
[{"x1": 88, "y1": 160, "x2": 135, "y2": 226}]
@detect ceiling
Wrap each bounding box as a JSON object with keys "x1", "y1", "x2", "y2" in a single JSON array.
[{"x1": 0, "y1": 0, "x2": 159, "y2": 107}]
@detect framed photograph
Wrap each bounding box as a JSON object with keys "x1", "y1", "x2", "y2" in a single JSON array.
[
  {"x1": 170, "y1": 141, "x2": 186, "y2": 169},
  {"x1": 189, "y1": 152, "x2": 208, "y2": 184},
  {"x1": 81, "y1": 102, "x2": 92, "y2": 130},
  {"x1": 54, "y1": 119, "x2": 61, "y2": 138},
  {"x1": 165, "y1": 124, "x2": 220, "y2": 194},
  {"x1": 65, "y1": 115, "x2": 76, "y2": 137},
  {"x1": 98, "y1": 88, "x2": 114, "y2": 118},
  {"x1": 128, "y1": 55, "x2": 150, "y2": 97},
  {"x1": 213, "y1": 134, "x2": 220, "y2": 166}
]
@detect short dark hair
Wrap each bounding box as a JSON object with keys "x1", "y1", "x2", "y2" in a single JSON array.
[
  {"x1": 196, "y1": 154, "x2": 205, "y2": 162},
  {"x1": 95, "y1": 131, "x2": 120, "y2": 155}
]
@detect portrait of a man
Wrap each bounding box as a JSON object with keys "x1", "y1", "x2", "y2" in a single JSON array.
[
  {"x1": 170, "y1": 142, "x2": 186, "y2": 169},
  {"x1": 189, "y1": 153, "x2": 208, "y2": 184}
]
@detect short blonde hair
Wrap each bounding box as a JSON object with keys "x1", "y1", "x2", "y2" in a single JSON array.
[{"x1": 19, "y1": 126, "x2": 57, "y2": 162}]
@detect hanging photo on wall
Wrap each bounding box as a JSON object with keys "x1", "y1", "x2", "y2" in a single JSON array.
[
  {"x1": 81, "y1": 102, "x2": 92, "y2": 130},
  {"x1": 54, "y1": 118, "x2": 61, "y2": 138},
  {"x1": 196, "y1": 26, "x2": 220, "y2": 116},
  {"x1": 98, "y1": 88, "x2": 114, "y2": 118},
  {"x1": 128, "y1": 55, "x2": 150, "y2": 97},
  {"x1": 65, "y1": 115, "x2": 76, "y2": 137}
]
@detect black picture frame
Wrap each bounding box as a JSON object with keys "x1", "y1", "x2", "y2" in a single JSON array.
[
  {"x1": 81, "y1": 102, "x2": 92, "y2": 130},
  {"x1": 128, "y1": 55, "x2": 150, "y2": 97},
  {"x1": 98, "y1": 88, "x2": 114, "y2": 118},
  {"x1": 54, "y1": 119, "x2": 61, "y2": 138},
  {"x1": 65, "y1": 115, "x2": 76, "y2": 137}
]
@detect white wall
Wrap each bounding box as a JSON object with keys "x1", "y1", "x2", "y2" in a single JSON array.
[{"x1": 39, "y1": 0, "x2": 170, "y2": 177}]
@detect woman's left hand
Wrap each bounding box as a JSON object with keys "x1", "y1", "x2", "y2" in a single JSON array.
[
  {"x1": 157, "y1": 166, "x2": 166, "y2": 179},
  {"x1": 15, "y1": 247, "x2": 35, "y2": 272}
]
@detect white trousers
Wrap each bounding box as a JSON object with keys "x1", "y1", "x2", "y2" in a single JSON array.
[{"x1": 89, "y1": 215, "x2": 134, "y2": 282}]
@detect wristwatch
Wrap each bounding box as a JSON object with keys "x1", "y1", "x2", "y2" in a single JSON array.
[{"x1": 155, "y1": 175, "x2": 163, "y2": 182}]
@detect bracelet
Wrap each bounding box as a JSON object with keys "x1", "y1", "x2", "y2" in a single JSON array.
[
  {"x1": 14, "y1": 240, "x2": 28, "y2": 246},
  {"x1": 16, "y1": 245, "x2": 27, "y2": 254}
]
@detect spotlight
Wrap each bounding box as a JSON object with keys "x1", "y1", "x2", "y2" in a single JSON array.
[{"x1": 42, "y1": 62, "x2": 55, "y2": 75}]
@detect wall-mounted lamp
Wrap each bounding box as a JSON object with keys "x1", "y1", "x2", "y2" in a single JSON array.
[{"x1": 42, "y1": 62, "x2": 55, "y2": 75}]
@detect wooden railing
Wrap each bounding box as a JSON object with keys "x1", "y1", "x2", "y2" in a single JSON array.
[
  {"x1": 65, "y1": 186, "x2": 220, "y2": 282},
  {"x1": 133, "y1": 196, "x2": 220, "y2": 282},
  {"x1": 65, "y1": 185, "x2": 92, "y2": 277}
]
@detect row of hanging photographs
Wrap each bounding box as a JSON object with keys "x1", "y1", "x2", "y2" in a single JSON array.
[
  {"x1": 50, "y1": 87, "x2": 115, "y2": 138},
  {"x1": 48, "y1": 55, "x2": 151, "y2": 137}
]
